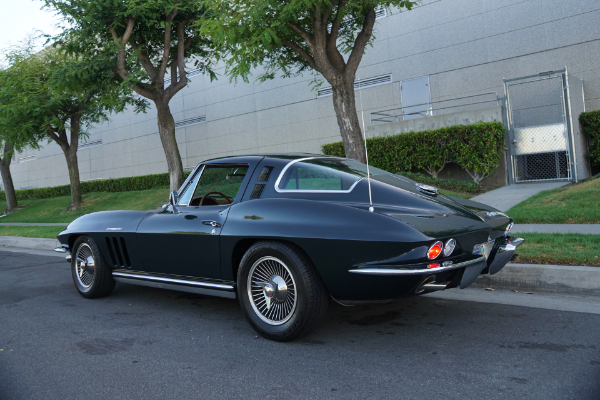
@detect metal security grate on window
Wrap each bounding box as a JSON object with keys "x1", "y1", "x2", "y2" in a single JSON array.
[
  {"x1": 375, "y1": 6, "x2": 387, "y2": 19},
  {"x1": 79, "y1": 140, "x2": 102, "y2": 150},
  {"x1": 257, "y1": 166, "x2": 274, "y2": 182},
  {"x1": 175, "y1": 116, "x2": 207, "y2": 128},
  {"x1": 18, "y1": 155, "x2": 36, "y2": 163},
  {"x1": 317, "y1": 74, "x2": 392, "y2": 98},
  {"x1": 249, "y1": 184, "x2": 266, "y2": 199},
  {"x1": 164, "y1": 68, "x2": 204, "y2": 85}
]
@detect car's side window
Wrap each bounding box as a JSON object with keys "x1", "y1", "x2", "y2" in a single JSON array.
[
  {"x1": 278, "y1": 160, "x2": 360, "y2": 191},
  {"x1": 189, "y1": 165, "x2": 249, "y2": 206}
]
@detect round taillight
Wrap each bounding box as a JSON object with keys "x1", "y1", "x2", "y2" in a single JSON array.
[
  {"x1": 427, "y1": 241, "x2": 443, "y2": 260},
  {"x1": 443, "y1": 238, "x2": 456, "y2": 257}
]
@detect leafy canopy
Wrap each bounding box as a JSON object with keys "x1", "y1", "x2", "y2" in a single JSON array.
[
  {"x1": 0, "y1": 40, "x2": 145, "y2": 148},
  {"x1": 202, "y1": 0, "x2": 416, "y2": 83},
  {"x1": 45, "y1": 0, "x2": 217, "y2": 99}
]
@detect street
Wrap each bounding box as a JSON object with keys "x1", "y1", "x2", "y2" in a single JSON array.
[{"x1": 1, "y1": 249, "x2": 599, "y2": 400}]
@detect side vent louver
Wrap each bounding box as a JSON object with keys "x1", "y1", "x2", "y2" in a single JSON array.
[
  {"x1": 105, "y1": 237, "x2": 132, "y2": 267},
  {"x1": 257, "y1": 166, "x2": 274, "y2": 182},
  {"x1": 250, "y1": 184, "x2": 266, "y2": 199}
]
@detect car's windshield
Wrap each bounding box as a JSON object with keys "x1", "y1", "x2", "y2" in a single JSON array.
[{"x1": 277, "y1": 158, "x2": 391, "y2": 192}]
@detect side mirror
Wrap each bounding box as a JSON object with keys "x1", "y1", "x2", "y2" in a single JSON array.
[{"x1": 169, "y1": 191, "x2": 179, "y2": 214}]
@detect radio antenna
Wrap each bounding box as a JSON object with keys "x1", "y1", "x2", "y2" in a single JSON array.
[{"x1": 358, "y1": 77, "x2": 374, "y2": 213}]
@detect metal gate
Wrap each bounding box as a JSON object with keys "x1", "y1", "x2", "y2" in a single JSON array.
[{"x1": 503, "y1": 67, "x2": 587, "y2": 183}]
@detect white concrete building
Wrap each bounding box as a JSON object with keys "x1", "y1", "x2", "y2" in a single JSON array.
[{"x1": 8, "y1": 0, "x2": 600, "y2": 189}]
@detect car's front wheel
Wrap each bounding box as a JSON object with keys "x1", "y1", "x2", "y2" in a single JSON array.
[
  {"x1": 71, "y1": 236, "x2": 115, "y2": 299},
  {"x1": 237, "y1": 241, "x2": 328, "y2": 341}
]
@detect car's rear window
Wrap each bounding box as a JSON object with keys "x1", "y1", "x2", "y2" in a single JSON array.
[{"x1": 277, "y1": 158, "x2": 391, "y2": 192}]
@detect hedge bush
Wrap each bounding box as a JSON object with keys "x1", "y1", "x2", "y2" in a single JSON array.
[
  {"x1": 0, "y1": 171, "x2": 191, "y2": 201},
  {"x1": 322, "y1": 121, "x2": 506, "y2": 184},
  {"x1": 579, "y1": 110, "x2": 600, "y2": 174}
]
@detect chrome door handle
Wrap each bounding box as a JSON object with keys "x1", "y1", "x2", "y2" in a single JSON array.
[{"x1": 202, "y1": 220, "x2": 221, "y2": 228}]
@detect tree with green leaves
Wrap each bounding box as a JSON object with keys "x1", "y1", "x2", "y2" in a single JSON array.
[
  {"x1": 202, "y1": 0, "x2": 415, "y2": 163},
  {"x1": 45, "y1": 0, "x2": 217, "y2": 191},
  {"x1": 0, "y1": 42, "x2": 144, "y2": 211}
]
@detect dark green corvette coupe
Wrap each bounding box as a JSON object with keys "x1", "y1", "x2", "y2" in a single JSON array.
[{"x1": 56, "y1": 154, "x2": 523, "y2": 341}]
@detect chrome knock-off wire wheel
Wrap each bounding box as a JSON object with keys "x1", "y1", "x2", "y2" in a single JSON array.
[
  {"x1": 75, "y1": 243, "x2": 95, "y2": 289},
  {"x1": 247, "y1": 256, "x2": 297, "y2": 325}
]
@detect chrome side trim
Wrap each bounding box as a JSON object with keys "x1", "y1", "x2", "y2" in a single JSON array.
[
  {"x1": 113, "y1": 276, "x2": 236, "y2": 299},
  {"x1": 112, "y1": 270, "x2": 235, "y2": 292},
  {"x1": 348, "y1": 256, "x2": 487, "y2": 276},
  {"x1": 274, "y1": 157, "x2": 363, "y2": 194}
]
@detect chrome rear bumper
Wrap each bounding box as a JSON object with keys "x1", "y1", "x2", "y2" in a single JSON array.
[
  {"x1": 348, "y1": 256, "x2": 486, "y2": 276},
  {"x1": 488, "y1": 236, "x2": 524, "y2": 275}
]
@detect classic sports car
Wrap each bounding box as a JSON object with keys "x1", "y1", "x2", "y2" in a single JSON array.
[{"x1": 56, "y1": 154, "x2": 523, "y2": 341}]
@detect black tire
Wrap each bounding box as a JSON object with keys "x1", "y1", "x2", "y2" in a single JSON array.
[
  {"x1": 71, "y1": 236, "x2": 115, "y2": 299},
  {"x1": 237, "y1": 241, "x2": 328, "y2": 341}
]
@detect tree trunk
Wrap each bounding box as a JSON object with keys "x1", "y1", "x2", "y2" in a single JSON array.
[
  {"x1": 156, "y1": 101, "x2": 184, "y2": 192},
  {"x1": 331, "y1": 78, "x2": 367, "y2": 164},
  {"x1": 63, "y1": 146, "x2": 83, "y2": 211},
  {"x1": 0, "y1": 142, "x2": 18, "y2": 214}
]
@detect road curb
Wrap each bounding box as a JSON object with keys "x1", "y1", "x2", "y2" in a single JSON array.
[
  {"x1": 473, "y1": 263, "x2": 600, "y2": 297},
  {"x1": 0, "y1": 236, "x2": 61, "y2": 252}
]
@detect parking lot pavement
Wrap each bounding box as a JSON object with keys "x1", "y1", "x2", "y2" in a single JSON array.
[{"x1": 1, "y1": 249, "x2": 599, "y2": 400}]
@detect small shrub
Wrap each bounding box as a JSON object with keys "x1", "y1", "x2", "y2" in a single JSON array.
[{"x1": 580, "y1": 110, "x2": 600, "y2": 174}]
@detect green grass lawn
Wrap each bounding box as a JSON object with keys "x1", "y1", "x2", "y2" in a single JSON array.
[
  {"x1": 440, "y1": 189, "x2": 472, "y2": 199},
  {"x1": 0, "y1": 188, "x2": 169, "y2": 223},
  {"x1": 507, "y1": 176, "x2": 600, "y2": 223},
  {"x1": 512, "y1": 233, "x2": 600, "y2": 266},
  {"x1": 0, "y1": 225, "x2": 65, "y2": 239}
]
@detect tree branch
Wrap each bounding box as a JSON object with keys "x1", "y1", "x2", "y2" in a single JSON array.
[
  {"x1": 109, "y1": 17, "x2": 136, "y2": 82},
  {"x1": 345, "y1": 8, "x2": 376, "y2": 77},
  {"x1": 158, "y1": 8, "x2": 179, "y2": 84},
  {"x1": 326, "y1": 0, "x2": 347, "y2": 71},
  {"x1": 287, "y1": 21, "x2": 315, "y2": 49},
  {"x1": 131, "y1": 82, "x2": 158, "y2": 99},
  {"x1": 165, "y1": 20, "x2": 192, "y2": 100},
  {"x1": 128, "y1": 37, "x2": 159, "y2": 82},
  {"x1": 47, "y1": 127, "x2": 68, "y2": 152},
  {"x1": 282, "y1": 39, "x2": 317, "y2": 70}
]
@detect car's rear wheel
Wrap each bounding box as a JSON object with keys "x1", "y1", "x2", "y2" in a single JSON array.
[
  {"x1": 237, "y1": 241, "x2": 328, "y2": 341},
  {"x1": 71, "y1": 236, "x2": 115, "y2": 298}
]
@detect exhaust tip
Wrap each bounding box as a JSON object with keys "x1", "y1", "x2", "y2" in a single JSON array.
[{"x1": 416, "y1": 275, "x2": 449, "y2": 294}]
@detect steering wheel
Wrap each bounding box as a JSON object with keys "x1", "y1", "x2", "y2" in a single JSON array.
[{"x1": 199, "y1": 191, "x2": 233, "y2": 206}]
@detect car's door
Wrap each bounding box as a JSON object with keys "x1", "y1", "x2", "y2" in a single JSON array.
[{"x1": 136, "y1": 163, "x2": 253, "y2": 279}]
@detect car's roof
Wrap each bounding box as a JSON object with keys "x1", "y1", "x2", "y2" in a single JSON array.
[{"x1": 200, "y1": 153, "x2": 341, "y2": 163}]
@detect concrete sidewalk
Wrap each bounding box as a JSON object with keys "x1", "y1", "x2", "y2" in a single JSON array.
[
  {"x1": 512, "y1": 224, "x2": 600, "y2": 234},
  {"x1": 0, "y1": 222, "x2": 69, "y2": 226},
  {"x1": 470, "y1": 181, "x2": 569, "y2": 211}
]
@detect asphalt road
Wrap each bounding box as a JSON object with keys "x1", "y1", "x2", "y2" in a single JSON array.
[{"x1": 1, "y1": 249, "x2": 599, "y2": 400}]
